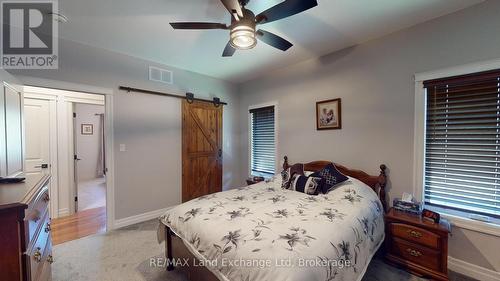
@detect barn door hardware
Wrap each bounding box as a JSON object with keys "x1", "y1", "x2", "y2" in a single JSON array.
[
  {"x1": 213, "y1": 97, "x2": 221, "y2": 108},
  {"x1": 119, "y1": 86, "x2": 228, "y2": 106},
  {"x1": 186, "y1": 92, "x2": 195, "y2": 104}
]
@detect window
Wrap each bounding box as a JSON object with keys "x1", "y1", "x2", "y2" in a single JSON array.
[
  {"x1": 424, "y1": 69, "x2": 500, "y2": 218},
  {"x1": 250, "y1": 106, "x2": 276, "y2": 176}
]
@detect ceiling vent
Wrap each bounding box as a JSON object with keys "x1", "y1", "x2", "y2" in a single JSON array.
[{"x1": 149, "y1": 66, "x2": 173, "y2": 85}]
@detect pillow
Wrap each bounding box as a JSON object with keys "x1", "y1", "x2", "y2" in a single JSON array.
[
  {"x1": 311, "y1": 163, "x2": 348, "y2": 194},
  {"x1": 304, "y1": 171, "x2": 314, "y2": 176},
  {"x1": 289, "y1": 174, "x2": 322, "y2": 195},
  {"x1": 280, "y1": 163, "x2": 304, "y2": 189}
]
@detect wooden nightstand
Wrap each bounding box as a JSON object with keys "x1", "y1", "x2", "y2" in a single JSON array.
[{"x1": 385, "y1": 208, "x2": 451, "y2": 281}]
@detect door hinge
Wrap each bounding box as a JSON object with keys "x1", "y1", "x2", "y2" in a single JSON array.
[
  {"x1": 73, "y1": 112, "x2": 76, "y2": 118},
  {"x1": 74, "y1": 154, "x2": 77, "y2": 160},
  {"x1": 74, "y1": 196, "x2": 78, "y2": 202}
]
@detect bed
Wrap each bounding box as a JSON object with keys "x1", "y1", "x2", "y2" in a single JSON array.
[{"x1": 158, "y1": 156, "x2": 387, "y2": 281}]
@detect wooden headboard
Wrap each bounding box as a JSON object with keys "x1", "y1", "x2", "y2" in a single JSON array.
[{"x1": 283, "y1": 156, "x2": 387, "y2": 212}]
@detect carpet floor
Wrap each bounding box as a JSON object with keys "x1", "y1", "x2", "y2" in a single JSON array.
[{"x1": 52, "y1": 219, "x2": 475, "y2": 281}]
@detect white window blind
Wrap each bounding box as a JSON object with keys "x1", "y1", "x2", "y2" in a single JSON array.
[
  {"x1": 424, "y1": 69, "x2": 500, "y2": 218},
  {"x1": 250, "y1": 106, "x2": 275, "y2": 176}
]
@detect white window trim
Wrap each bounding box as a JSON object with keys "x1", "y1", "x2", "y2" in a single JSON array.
[
  {"x1": 413, "y1": 58, "x2": 500, "y2": 237},
  {"x1": 248, "y1": 101, "x2": 279, "y2": 178}
]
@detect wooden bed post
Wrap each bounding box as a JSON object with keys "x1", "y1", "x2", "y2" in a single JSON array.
[
  {"x1": 378, "y1": 164, "x2": 388, "y2": 213},
  {"x1": 283, "y1": 155, "x2": 289, "y2": 170},
  {"x1": 165, "y1": 226, "x2": 174, "y2": 271}
]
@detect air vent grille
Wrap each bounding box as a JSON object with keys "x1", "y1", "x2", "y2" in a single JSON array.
[{"x1": 149, "y1": 66, "x2": 173, "y2": 84}]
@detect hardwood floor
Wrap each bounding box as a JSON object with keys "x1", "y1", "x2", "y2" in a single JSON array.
[{"x1": 51, "y1": 206, "x2": 106, "y2": 245}]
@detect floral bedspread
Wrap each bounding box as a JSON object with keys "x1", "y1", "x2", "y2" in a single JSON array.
[{"x1": 158, "y1": 177, "x2": 384, "y2": 281}]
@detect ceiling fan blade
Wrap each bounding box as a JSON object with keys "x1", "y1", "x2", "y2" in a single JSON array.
[
  {"x1": 256, "y1": 0, "x2": 318, "y2": 24},
  {"x1": 222, "y1": 42, "x2": 236, "y2": 57},
  {"x1": 219, "y1": 0, "x2": 244, "y2": 19},
  {"x1": 170, "y1": 22, "x2": 228, "y2": 30},
  {"x1": 256, "y1": 29, "x2": 293, "y2": 51}
]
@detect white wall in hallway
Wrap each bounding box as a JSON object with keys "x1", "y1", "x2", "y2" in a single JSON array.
[{"x1": 75, "y1": 103, "x2": 105, "y2": 181}]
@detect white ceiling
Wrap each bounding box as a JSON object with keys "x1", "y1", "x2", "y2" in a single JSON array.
[{"x1": 57, "y1": 0, "x2": 484, "y2": 83}]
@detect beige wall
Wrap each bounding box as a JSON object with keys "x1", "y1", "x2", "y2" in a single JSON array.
[
  {"x1": 238, "y1": 0, "x2": 500, "y2": 271},
  {"x1": 9, "y1": 39, "x2": 241, "y2": 220}
]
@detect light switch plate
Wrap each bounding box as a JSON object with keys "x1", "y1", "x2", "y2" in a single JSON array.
[{"x1": 119, "y1": 144, "x2": 126, "y2": 152}]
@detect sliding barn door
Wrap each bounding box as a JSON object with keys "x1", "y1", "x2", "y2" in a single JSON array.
[{"x1": 182, "y1": 100, "x2": 223, "y2": 202}]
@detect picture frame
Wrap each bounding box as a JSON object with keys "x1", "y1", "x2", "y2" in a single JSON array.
[
  {"x1": 81, "y1": 124, "x2": 93, "y2": 135},
  {"x1": 316, "y1": 98, "x2": 341, "y2": 130}
]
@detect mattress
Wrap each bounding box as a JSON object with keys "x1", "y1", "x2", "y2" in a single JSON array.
[{"x1": 158, "y1": 177, "x2": 385, "y2": 281}]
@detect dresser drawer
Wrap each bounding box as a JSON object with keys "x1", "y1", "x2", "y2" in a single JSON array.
[
  {"x1": 26, "y1": 184, "x2": 50, "y2": 244},
  {"x1": 390, "y1": 237, "x2": 441, "y2": 272},
  {"x1": 37, "y1": 257, "x2": 52, "y2": 281},
  {"x1": 26, "y1": 212, "x2": 51, "y2": 279},
  {"x1": 390, "y1": 223, "x2": 440, "y2": 249},
  {"x1": 38, "y1": 238, "x2": 53, "y2": 281}
]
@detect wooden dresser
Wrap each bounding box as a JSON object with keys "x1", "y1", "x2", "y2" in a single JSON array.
[
  {"x1": 385, "y1": 208, "x2": 451, "y2": 281},
  {"x1": 0, "y1": 174, "x2": 52, "y2": 281}
]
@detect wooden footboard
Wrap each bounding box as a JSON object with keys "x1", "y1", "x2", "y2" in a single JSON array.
[{"x1": 165, "y1": 225, "x2": 220, "y2": 281}]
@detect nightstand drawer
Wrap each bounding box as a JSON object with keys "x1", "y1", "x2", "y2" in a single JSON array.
[
  {"x1": 390, "y1": 223, "x2": 440, "y2": 249},
  {"x1": 390, "y1": 237, "x2": 441, "y2": 272}
]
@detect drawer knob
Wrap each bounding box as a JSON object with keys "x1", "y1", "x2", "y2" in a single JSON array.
[
  {"x1": 406, "y1": 248, "x2": 422, "y2": 257},
  {"x1": 47, "y1": 255, "x2": 54, "y2": 264},
  {"x1": 407, "y1": 230, "x2": 422, "y2": 238},
  {"x1": 45, "y1": 223, "x2": 51, "y2": 233},
  {"x1": 33, "y1": 248, "x2": 42, "y2": 262}
]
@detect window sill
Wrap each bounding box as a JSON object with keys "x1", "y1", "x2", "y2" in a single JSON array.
[{"x1": 426, "y1": 207, "x2": 500, "y2": 237}]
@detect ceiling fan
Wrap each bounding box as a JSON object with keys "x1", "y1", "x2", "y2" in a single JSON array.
[{"x1": 170, "y1": 0, "x2": 318, "y2": 57}]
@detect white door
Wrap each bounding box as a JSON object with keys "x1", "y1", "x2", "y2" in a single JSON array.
[{"x1": 24, "y1": 98, "x2": 51, "y2": 176}]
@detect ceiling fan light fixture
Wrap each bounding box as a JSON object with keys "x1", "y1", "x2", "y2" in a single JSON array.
[{"x1": 230, "y1": 25, "x2": 256, "y2": 50}]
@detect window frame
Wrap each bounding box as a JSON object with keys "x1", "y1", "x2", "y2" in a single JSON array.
[
  {"x1": 414, "y1": 58, "x2": 500, "y2": 236},
  {"x1": 248, "y1": 102, "x2": 279, "y2": 178}
]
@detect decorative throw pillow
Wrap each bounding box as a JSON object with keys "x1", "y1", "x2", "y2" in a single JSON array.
[
  {"x1": 280, "y1": 163, "x2": 304, "y2": 189},
  {"x1": 289, "y1": 174, "x2": 323, "y2": 195},
  {"x1": 311, "y1": 163, "x2": 348, "y2": 194}
]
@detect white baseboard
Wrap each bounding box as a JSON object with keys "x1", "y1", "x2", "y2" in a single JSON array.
[
  {"x1": 58, "y1": 208, "x2": 69, "y2": 217},
  {"x1": 449, "y1": 256, "x2": 500, "y2": 281},
  {"x1": 113, "y1": 207, "x2": 169, "y2": 229}
]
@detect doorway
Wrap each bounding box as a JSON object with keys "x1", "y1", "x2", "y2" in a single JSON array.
[
  {"x1": 73, "y1": 103, "x2": 106, "y2": 213},
  {"x1": 23, "y1": 86, "x2": 108, "y2": 245}
]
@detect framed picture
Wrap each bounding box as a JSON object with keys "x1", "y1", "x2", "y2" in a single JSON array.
[
  {"x1": 316, "y1": 98, "x2": 342, "y2": 130},
  {"x1": 81, "y1": 124, "x2": 93, "y2": 135}
]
